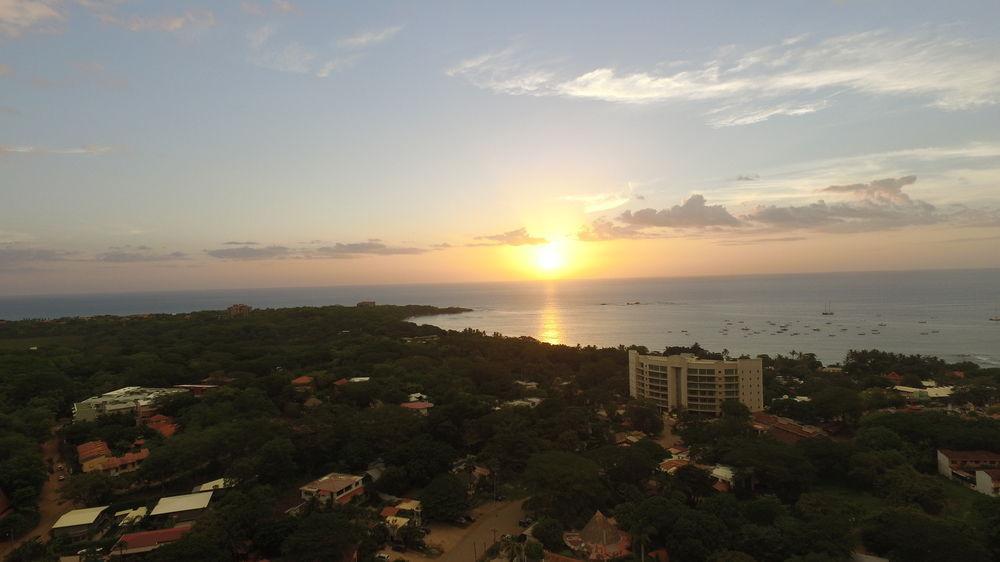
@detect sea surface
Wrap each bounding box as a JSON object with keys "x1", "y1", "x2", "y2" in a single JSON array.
[{"x1": 1, "y1": 269, "x2": 998, "y2": 367}]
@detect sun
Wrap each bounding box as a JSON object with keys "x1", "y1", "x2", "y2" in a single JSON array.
[{"x1": 534, "y1": 242, "x2": 566, "y2": 273}]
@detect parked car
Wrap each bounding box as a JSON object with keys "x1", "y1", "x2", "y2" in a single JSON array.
[
  {"x1": 56, "y1": 464, "x2": 64, "y2": 471},
  {"x1": 518, "y1": 517, "x2": 534, "y2": 528},
  {"x1": 58, "y1": 475, "x2": 65, "y2": 481},
  {"x1": 376, "y1": 553, "x2": 391, "y2": 561}
]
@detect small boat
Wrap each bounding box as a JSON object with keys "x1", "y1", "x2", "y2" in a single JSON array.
[{"x1": 821, "y1": 302, "x2": 834, "y2": 316}]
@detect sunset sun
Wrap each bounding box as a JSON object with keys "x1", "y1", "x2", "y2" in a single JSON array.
[{"x1": 535, "y1": 242, "x2": 567, "y2": 273}]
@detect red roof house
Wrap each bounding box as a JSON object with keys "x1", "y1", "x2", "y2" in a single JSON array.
[
  {"x1": 113, "y1": 525, "x2": 192, "y2": 555},
  {"x1": 291, "y1": 375, "x2": 314, "y2": 386},
  {"x1": 884, "y1": 372, "x2": 904, "y2": 385},
  {"x1": 146, "y1": 414, "x2": 179, "y2": 438},
  {"x1": 77, "y1": 440, "x2": 112, "y2": 463},
  {"x1": 400, "y1": 401, "x2": 434, "y2": 415}
]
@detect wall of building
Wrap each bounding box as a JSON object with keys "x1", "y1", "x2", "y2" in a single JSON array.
[{"x1": 627, "y1": 351, "x2": 764, "y2": 415}]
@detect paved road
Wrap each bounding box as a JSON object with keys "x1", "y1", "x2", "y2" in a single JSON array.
[
  {"x1": 440, "y1": 499, "x2": 525, "y2": 562},
  {"x1": 0, "y1": 433, "x2": 73, "y2": 558}
]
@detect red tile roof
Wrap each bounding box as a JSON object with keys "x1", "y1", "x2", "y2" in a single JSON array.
[
  {"x1": 101, "y1": 449, "x2": 150, "y2": 470},
  {"x1": 939, "y1": 449, "x2": 1000, "y2": 463},
  {"x1": 77, "y1": 440, "x2": 112, "y2": 462},
  {"x1": 291, "y1": 375, "x2": 314, "y2": 386},
  {"x1": 380, "y1": 506, "x2": 399, "y2": 518},
  {"x1": 400, "y1": 401, "x2": 434, "y2": 410},
  {"x1": 334, "y1": 378, "x2": 349, "y2": 386},
  {"x1": 118, "y1": 525, "x2": 192, "y2": 549}
]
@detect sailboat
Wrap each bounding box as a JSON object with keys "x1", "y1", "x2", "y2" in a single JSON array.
[
  {"x1": 991, "y1": 305, "x2": 1000, "y2": 322},
  {"x1": 821, "y1": 302, "x2": 834, "y2": 316}
]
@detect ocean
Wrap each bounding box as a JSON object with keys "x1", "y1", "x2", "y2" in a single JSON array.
[{"x1": 1, "y1": 269, "x2": 998, "y2": 367}]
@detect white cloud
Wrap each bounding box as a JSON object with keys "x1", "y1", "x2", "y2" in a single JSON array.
[
  {"x1": 561, "y1": 185, "x2": 638, "y2": 213},
  {"x1": 316, "y1": 55, "x2": 360, "y2": 78},
  {"x1": 0, "y1": 0, "x2": 61, "y2": 36},
  {"x1": 447, "y1": 47, "x2": 555, "y2": 95},
  {"x1": 337, "y1": 25, "x2": 402, "y2": 49},
  {"x1": 250, "y1": 40, "x2": 316, "y2": 74},
  {"x1": 0, "y1": 144, "x2": 112, "y2": 155},
  {"x1": 449, "y1": 28, "x2": 1000, "y2": 125},
  {"x1": 96, "y1": 9, "x2": 215, "y2": 33},
  {"x1": 272, "y1": 0, "x2": 296, "y2": 14}
]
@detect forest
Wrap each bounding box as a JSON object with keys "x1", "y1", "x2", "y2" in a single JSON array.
[{"x1": 1, "y1": 304, "x2": 999, "y2": 562}]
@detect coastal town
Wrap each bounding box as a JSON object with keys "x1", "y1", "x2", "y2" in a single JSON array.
[{"x1": 0, "y1": 304, "x2": 998, "y2": 562}]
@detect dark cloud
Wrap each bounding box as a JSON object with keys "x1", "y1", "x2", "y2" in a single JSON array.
[
  {"x1": 820, "y1": 175, "x2": 918, "y2": 205},
  {"x1": 577, "y1": 218, "x2": 649, "y2": 241},
  {"x1": 311, "y1": 241, "x2": 427, "y2": 258},
  {"x1": 96, "y1": 250, "x2": 187, "y2": 263},
  {"x1": 619, "y1": 195, "x2": 742, "y2": 228},
  {"x1": 206, "y1": 246, "x2": 291, "y2": 260},
  {"x1": 747, "y1": 176, "x2": 938, "y2": 233},
  {"x1": 0, "y1": 244, "x2": 76, "y2": 270},
  {"x1": 471, "y1": 228, "x2": 548, "y2": 246},
  {"x1": 223, "y1": 240, "x2": 259, "y2": 246},
  {"x1": 716, "y1": 236, "x2": 808, "y2": 246}
]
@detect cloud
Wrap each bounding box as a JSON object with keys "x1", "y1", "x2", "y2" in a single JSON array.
[
  {"x1": 248, "y1": 26, "x2": 358, "y2": 78},
  {"x1": 0, "y1": 243, "x2": 75, "y2": 269},
  {"x1": 707, "y1": 100, "x2": 829, "y2": 128},
  {"x1": 561, "y1": 185, "x2": 638, "y2": 213},
  {"x1": 310, "y1": 241, "x2": 426, "y2": 258},
  {"x1": 316, "y1": 55, "x2": 360, "y2": 77},
  {"x1": 577, "y1": 218, "x2": 648, "y2": 242},
  {"x1": 96, "y1": 249, "x2": 187, "y2": 262},
  {"x1": 619, "y1": 194, "x2": 742, "y2": 228},
  {"x1": 446, "y1": 47, "x2": 555, "y2": 96},
  {"x1": 97, "y1": 10, "x2": 215, "y2": 33},
  {"x1": 206, "y1": 245, "x2": 291, "y2": 260},
  {"x1": 471, "y1": 228, "x2": 548, "y2": 246},
  {"x1": 745, "y1": 176, "x2": 938, "y2": 232},
  {"x1": 337, "y1": 25, "x2": 403, "y2": 49},
  {"x1": 736, "y1": 174, "x2": 760, "y2": 181},
  {"x1": 251, "y1": 40, "x2": 315, "y2": 74},
  {"x1": 716, "y1": 236, "x2": 808, "y2": 246},
  {"x1": 0, "y1": 0, "x2": 62, "y2": 37},
  {"x1": 0, "y1": 144, "x2": 112, "y2": 155},
  {"x1": 449, "y1": 28, "x2": 1000, "y2": 125},
  {"x1": 207, "y1": 240, "x2": 429, "y2": 260},
  {"x1": 820, "y1": 175, "x2": 918, "y2": 205},
  {"x1": 272, "y1": 0, "x2": 296, "y2": 14}
]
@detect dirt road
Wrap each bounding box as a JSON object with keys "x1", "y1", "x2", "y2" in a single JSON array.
[
  {"x1": 0, "y1": 433, "x2": 74, "y2": 558},
  {"x1": 439, "y1": 499, "x2": 525, "y2": 562}
]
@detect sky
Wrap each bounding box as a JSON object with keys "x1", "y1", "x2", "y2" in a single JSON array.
[{"x1": 2, "y1": 0, "x2": 1000, "y2": 295}]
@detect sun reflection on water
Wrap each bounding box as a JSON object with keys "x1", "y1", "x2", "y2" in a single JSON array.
[{"x1": 539, "y1": 284, "x2": 561, "y2": 344}]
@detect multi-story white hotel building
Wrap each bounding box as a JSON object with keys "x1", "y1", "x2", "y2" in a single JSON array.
[{"x1": 628, "y1": 351, "x2": 764, "y2": 415}]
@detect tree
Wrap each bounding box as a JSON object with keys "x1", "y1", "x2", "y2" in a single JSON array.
[
  {"x1": 532, "y1": 518, "x2": 565, "y2": 552},
  {"x1": 60, "y1": 472, "x2": 113, "y2": 506},
  {"x1": 281, "y1": 511, "x2": 364, "y2": 562},
  {"x1": 861, "y1": 508, "x2": 991, "y2": 562},
  {"x1": 419, "y1": 474, "x2": 468, "y2": 521},
  {"x1": 626, "y1": 401, "x2": 663, "y2": 435},
  {"x1": 524, "y1": 451, "x2": 606, "y2": 526}
]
